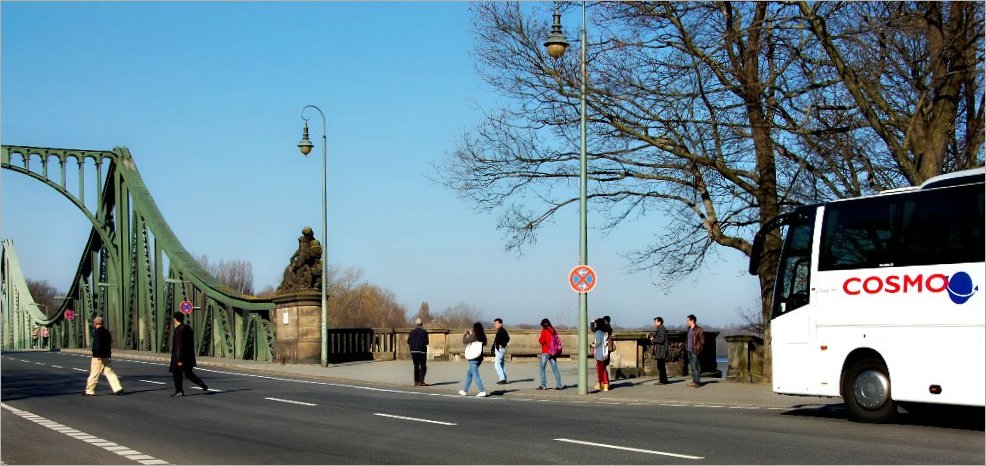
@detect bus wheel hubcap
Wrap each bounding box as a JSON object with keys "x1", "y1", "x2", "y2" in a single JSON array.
[{"x1": 854, "y1": 369, "x2": 890, "y2": 410}]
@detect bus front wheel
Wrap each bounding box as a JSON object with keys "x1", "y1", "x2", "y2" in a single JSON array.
[{"x1": 844, "y1": 358, "x2": 897, "y2": 423}]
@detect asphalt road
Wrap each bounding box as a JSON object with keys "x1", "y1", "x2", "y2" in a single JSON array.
[{"x1": 2, "y1": 351, "x2": 983, "y2": 464}]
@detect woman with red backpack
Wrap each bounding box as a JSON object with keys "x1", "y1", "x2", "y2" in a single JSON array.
[{"x1": 537, "y1": 318, "x2": 564, "y2": 390}]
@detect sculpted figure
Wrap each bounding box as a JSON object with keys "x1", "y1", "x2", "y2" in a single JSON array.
[{"x1": 277, "y1": 227, "x2": 323, "y2": 292}]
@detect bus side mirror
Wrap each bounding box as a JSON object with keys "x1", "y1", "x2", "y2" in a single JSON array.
[{"x1": 749, "y1": 235, "x2": 765, "y2": 275}]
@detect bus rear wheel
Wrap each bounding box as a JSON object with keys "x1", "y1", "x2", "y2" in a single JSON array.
[{"x1": 844, "y1": 358, "x2": 897, "y2": 423}]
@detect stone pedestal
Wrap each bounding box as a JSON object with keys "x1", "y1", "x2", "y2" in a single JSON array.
[
  {"x1": 272, "y1": 292, "x2": 322, "y2": 364},
  {"x1": 726, "y1": 335, "x2": 765, "y2": 383}
]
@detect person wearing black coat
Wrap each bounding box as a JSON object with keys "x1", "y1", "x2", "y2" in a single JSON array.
[
  {"x1": 84, "y1": 316, "x2": 124, "y2": 396},
  {"x1": 649, "y1": 316, "x2": 669, "y2": 385},
  {"x1": 407, "y1": 317, "x2": 429, "y2": 386},
  {"x1": 492, "y1": 318, "x2": 510, "y2": 384},
  {"x1": 170, "y1": 311, "x2": 208, "y2": 397}
]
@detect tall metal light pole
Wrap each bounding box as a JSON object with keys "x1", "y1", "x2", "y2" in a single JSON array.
[
  {"x1": 298, "y1": 105, "x2": 329, "y2": 367},
  {"x1": 545, "y1": 2, "x2": 590, "y2": 395}
]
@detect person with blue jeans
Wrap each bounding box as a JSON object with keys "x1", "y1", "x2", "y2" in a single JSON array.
[
  {"x1": 686, "y1": 314, "x2": 705, "y2": 388},
  {"x1": 459, "y1": 322, "x2": 488, "y2": 397},
  {"x1": 492, "y1": 318, "x2": 510, "y2": 384},
  {"x1": 537, "y1": 318, "x2": 564, "y2": 390}
]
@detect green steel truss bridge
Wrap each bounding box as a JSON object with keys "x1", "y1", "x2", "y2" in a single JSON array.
[{"x1": 1, "y1": 145, "x2": 276, "y2": 361}]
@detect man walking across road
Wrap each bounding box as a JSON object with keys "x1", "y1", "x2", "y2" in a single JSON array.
[
  {"x1": 84, "y1": 316, "x2": 124, "y2": 396},
  {"x1": 170, "y1": 311, "x2": 208, "y2": 397},
  {"x1": 408, "y1": 317, "x2": 429, "y2": 386},
  {"x1": 492, "y1": 318, "x2": 510, "y2": 384},
  {"x1": 686, "y1": 314, "x2": 705, "y2": 388},
  {"x1": 649, "y1": 316, "x2": 669, "y2": 385}
]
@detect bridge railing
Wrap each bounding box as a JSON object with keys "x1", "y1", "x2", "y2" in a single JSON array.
[{"x1": 328, "y1": 328, "x2": 721, "y2": 379}]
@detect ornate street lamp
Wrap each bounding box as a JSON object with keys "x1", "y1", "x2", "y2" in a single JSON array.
[
  {"x1": 546, "y1": 2, "x2": 590, "y2": 395},
  {"x1": 298, "y1": 105, "x2": 329, "y2": 367}
]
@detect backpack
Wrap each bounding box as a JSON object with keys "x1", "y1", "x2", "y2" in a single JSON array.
[{"x1": 548, "y1": 332, "x2": 563, "y2": 357}]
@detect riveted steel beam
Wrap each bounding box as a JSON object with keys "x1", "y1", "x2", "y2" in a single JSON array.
[{"x1": 2, "y1": 145, "x2": 276, "y2": 360}]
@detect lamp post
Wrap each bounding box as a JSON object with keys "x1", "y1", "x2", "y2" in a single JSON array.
[
  {"x1": 298, "y1": 105, "x2": 329, "y2": 368},
  {"x1": 545, "y1": 2, "x2": 590, "y2": 395}
]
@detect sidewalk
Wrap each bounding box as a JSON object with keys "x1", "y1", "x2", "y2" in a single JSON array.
[{"x1": 61, "y1": 349, "x2": 838, "y2": 409}]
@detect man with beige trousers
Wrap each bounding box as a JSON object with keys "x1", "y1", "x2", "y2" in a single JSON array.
[{"x1": 84, "y1": 316, "x2": 123, "y2": 396}]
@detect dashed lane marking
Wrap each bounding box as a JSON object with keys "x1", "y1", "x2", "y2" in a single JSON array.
[
  {"x1": 373, "y1": 413, "x2": 457, "y2": 426},
  {"x1": 72, "y1": 368, "x2": 88, "y2": 372},
  {"x1": 1, "y1": 402, "x2": 170, "y2": 465},
  {"x1": 139, "y1": 380, "x2": 167, "y2": 385},
  {"x1": 554, "y1": 438, "x2": 704, "y2": 460},
  {"x1": 264, "y1": 397, "x2": 316, "y2": 407}
]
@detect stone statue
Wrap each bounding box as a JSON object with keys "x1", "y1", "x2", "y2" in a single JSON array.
[{"x1": 277, "y1": 227, "x2": 323, "y2": 292}]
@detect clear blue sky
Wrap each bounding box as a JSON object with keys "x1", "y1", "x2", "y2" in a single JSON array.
[{"x1": 1, "y1": 2, "x2": 760, "y2": 329}]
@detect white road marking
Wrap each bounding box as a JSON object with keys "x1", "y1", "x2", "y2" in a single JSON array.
[
  {"x1": 1, "y1": 402, "x2": 170, "y2": 465},
  {"x1": 188, "y1": 386, "x2": 222, "y2": 392},
  {"x1": 554, "y1": 438, "x2": 704, "y2": 460},
  {"x1": 140, "y1": 380, "x2": 167, "y2": 385},
  {"x1": 73, "y1": 368, "x2": 88, "y2": 372},
  {"x1": 373, "y1": 413, "x2": 457, "y2": 426},
  {"x1": 264, "y1": 397, "x2": 316, "y2": 407},
  {"x1": 51, "y1": 365, "x2": 64, "y2": 369}
]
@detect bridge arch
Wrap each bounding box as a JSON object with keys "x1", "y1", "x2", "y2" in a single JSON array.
[{"x1": 2, "y1": 145, "x2": 276, "y2": 360}]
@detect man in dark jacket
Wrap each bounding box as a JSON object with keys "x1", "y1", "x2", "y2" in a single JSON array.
[
  {"x1": 407, "y1": 317, "x2": 429, "y2": 386},
  {"x1": 84, "y1": 316, "x2": 123, "y2": 396},
  {"x1": 649, "y1": 316, "x2": 669, "y2": 385},
  {"x1": 170, "y1": 311, "x2": 208, "y2": 397},
  {"x1": 686, "y1": 314, "x2": 705, "y2": 388},
  {"x1": 492, "y1": 318, "x2": 510, "y2": 384}
]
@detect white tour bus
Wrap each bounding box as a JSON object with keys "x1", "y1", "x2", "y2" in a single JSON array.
[{"x1": 749, "y1": 167, "x2": 984, "y2": 422}]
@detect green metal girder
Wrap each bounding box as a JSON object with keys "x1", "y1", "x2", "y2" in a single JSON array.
[{"x1": 2, "y1": 145, "x2": 276, "y2": 360}]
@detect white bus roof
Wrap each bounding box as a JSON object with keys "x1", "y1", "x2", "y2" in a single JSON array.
[{"x1": 920, "y1": 166, "x2": 985, "y2": 189}]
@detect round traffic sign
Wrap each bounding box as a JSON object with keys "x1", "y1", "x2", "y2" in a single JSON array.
[
  {"x1": 179, "y1": 300, "x2": 194, "y2": 314},
  {"x1": 65, "y1": 310, "x2": 76, "y2": 320},
  {"x1": 569, "y1": 265, "x2": 598, "y2": 293}
]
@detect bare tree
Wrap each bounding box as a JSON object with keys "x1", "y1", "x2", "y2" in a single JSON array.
[
  {"x1": 441, "y1": 2, "x2": 983, "y2": 382},
  {"x1": 431, "y1": 302, "x2": 485, "y2": 329},
  {"x1": 735, "y1": 300, "x2": 765, "y2": 337},
  {"x1": 797, "y1": 1, "x2": 984, "y2": 183},
  {"x1": 415, "y1": 301, "x2": 432, "y2": 324},
  {"x1": 325, "y1": 265, "x2": 409, "y2": 328},
  {"x1": 26, "y1": 279, "x2": 61, "y2": 318},
  {"x1": 197, "y1": 255, "x2": 254, "y2": 295}
]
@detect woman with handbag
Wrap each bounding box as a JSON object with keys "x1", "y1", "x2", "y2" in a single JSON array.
[
  {"x1": 593, "y1": 317, "x2": 611, "y2": 391},
  {"x1": 459, "y1": 322, "x2": 488, "y2": 397}
]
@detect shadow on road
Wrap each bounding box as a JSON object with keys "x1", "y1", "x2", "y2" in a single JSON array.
[
  {"x1": 782, "y1": 403, "x2": 985, "y2": 431},
  {"x1": 1, "y1": 372, "x2": 83, "y2": 402}
]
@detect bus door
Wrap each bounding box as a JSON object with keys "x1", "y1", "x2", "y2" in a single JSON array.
[{"x1": 770, "y1": 207, "x2": 817, "y2": 394}]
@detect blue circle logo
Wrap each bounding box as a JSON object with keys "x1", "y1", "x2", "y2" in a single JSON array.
[{"x1": 947, "y1": 272, "x2": 978, "y2": 305}]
